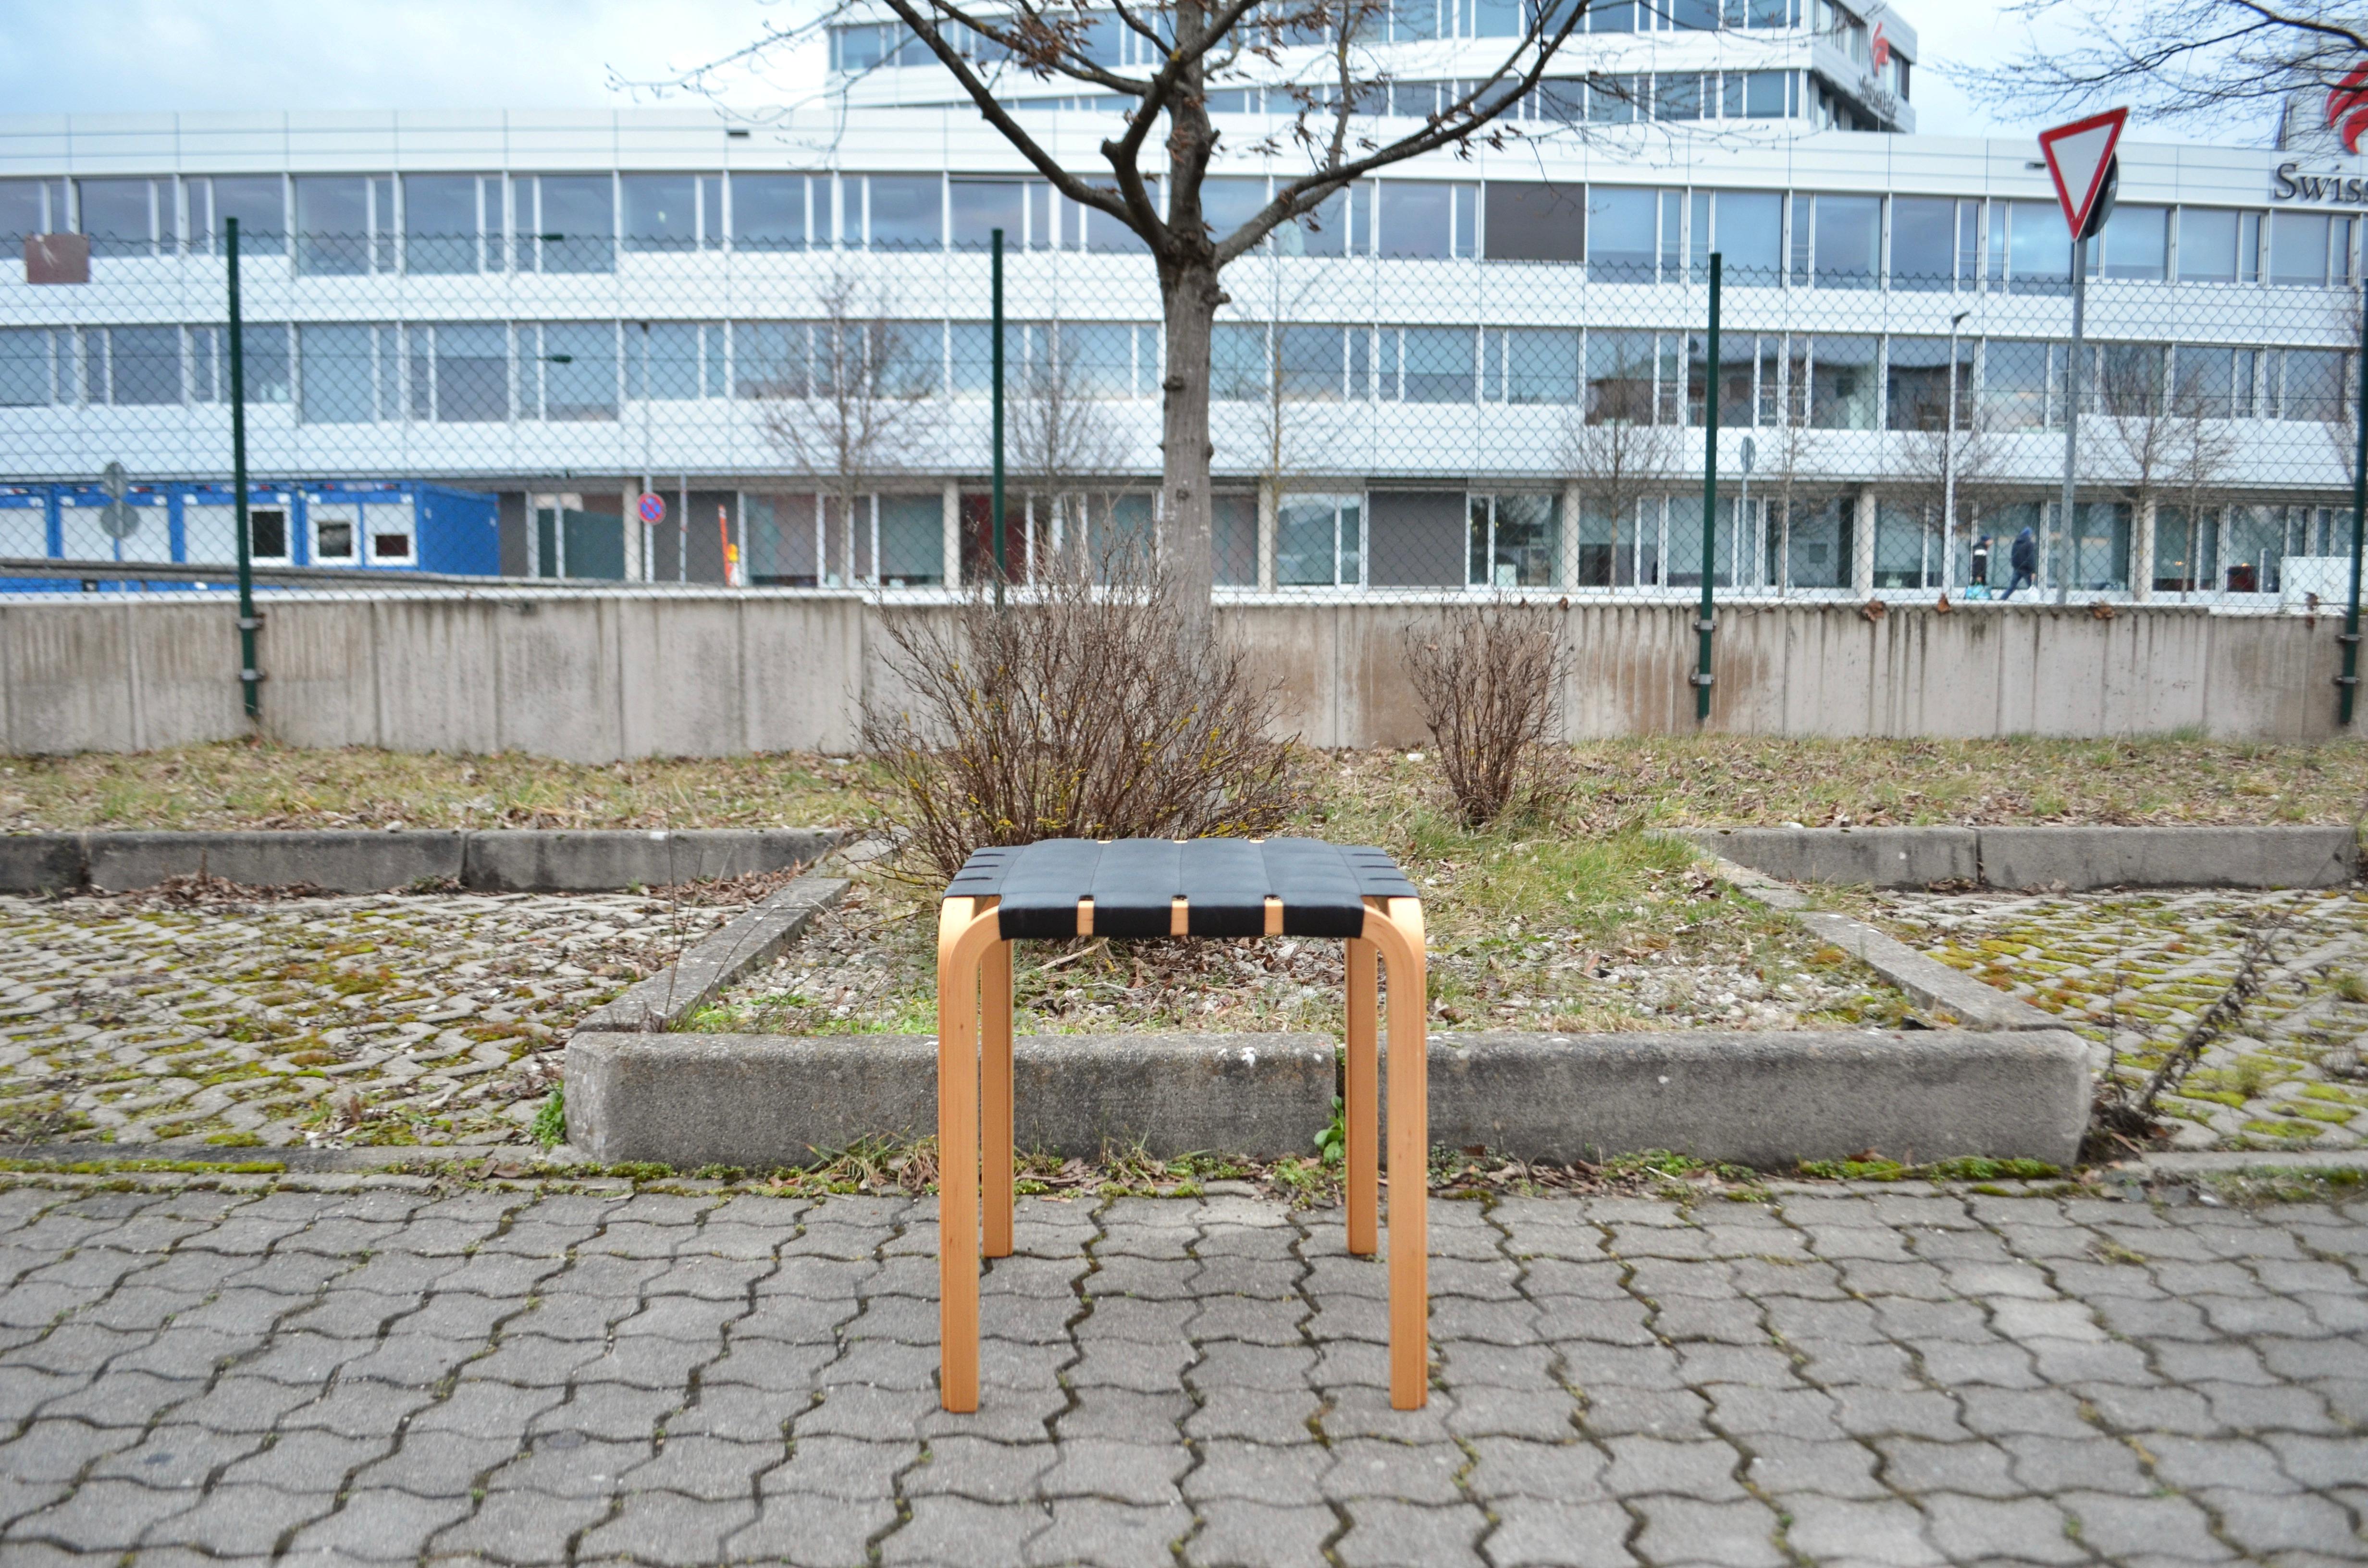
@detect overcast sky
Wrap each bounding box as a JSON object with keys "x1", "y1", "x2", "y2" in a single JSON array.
[{"x1": 0, "y1": 0, "x2": 2115, "y2": 145}]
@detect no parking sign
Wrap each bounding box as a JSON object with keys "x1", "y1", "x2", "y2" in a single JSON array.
[{"x1": 637, "y1": 492, "x2": 666, "y2": 525}]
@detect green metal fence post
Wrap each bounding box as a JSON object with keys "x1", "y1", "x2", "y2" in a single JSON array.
[
  {"x1": 227, "y1": 217, "x2": 260, "y2": 724},
  {"x1": 1694, "y1": 252, "x2": 1722, "y2": 724},
  {"x1": 2344, "y1": 285, "x2": 2368, "y2": 726},
  {"x1": 991, "y1": 226, "x2": 1007, "y2": 609}
]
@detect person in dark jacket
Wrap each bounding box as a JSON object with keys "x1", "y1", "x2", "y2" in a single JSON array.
[{"x1": 2001, "y1": 526, "x2": 2037, "y2": 600}]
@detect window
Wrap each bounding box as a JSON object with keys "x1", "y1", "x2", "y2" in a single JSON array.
[
  {"x1": 1483, "y1": 182, "x2": 1583, "y2": 262},
  {"x1": 877, "y1": 494, "x2": 944, "y2": 586},
  {"x1": 1889, "y1": 196, "x2": 1955, "y2": 289},
  {"x1": 733, "y1": 174, "x2": 810, "y2": 250},
  {"x1": 538, "y1": 322, "x2": 618, "y2": 421},
  {"x1": 370, "y1": 500, "x2": 417, "y2": 563},
  {"x1": 1280, "y1": 326, "x2": 1350, "y2": 401},
  {"x1": 1998, "y1": 199, "x2": 2069, "y2": 291},
  {"x1": 312, "y1": 506, "x2": 358, "y2": 563},
  {"x1": 0, "y1": 179, "x2": 65, "y2": 248},
  {"x1": 1377, "y1": 181, "x2": 1473, "y2": 258},
  {"x1": 1741, "y1": 71, "x2": 1791, "y2": 117},
  {"x1": 2175, "y1": 207, "x2": 2238, "y2": 283},
  {"x1": 1653, "y1": 73, "x2": 1702, "y2": 121},
  {"x1": 1277, "y1": 494, "x2": 1364, "y2": 587},
  {"x1": 1585, "y1": 330, "x2": 1657, "y2": 424},
  {"x1": 232, "y1": 322, "x2": 292, "y2": 405},
  {"x1": 1214, "y1": 493, "x2": 1258, "y2": 587},
  {"x1": 1805, "y1": 194, "x2": 1879, "y2": 288},
  {"x1": 1588, "y1": 0, "x2": 1636, "y2": 29},
  {"x1": 2276, "y1": 348, "x2": 2346, "y2": 421},
  {"x1": 2270, "y1": 210, "x2": 2334, "y2": 287},
  {"x1": 1807, "y1": 335, "x2": 1876, "y2": 428},
  {"x1": 1587, "y1": 186, "x2": 1657, "y2": 281},
  {"x1": 622, "y1": 174, "x2": 697, "y2": 252},
  {"x1": 634, "y1": 322, "x2": 721, "y2": 400},
  {"x1": 2171, "y1": 344, "x2": 2239, "y2": 418},
  {"x1": 249, "y1": 507, "x2": 291, "y2": 563},
  {"x1": 529, "y1": 175, "x2": 615, "y2": 273},
  {"x1": 1501, "y1": 328, "x2": 1580, "y2": 404},
  {"x1": 1590, "y1": 74, "x2": 1645, "y2": 121},
  {"x1": 0, "y1": 330, "x2": 53, "y2": 406},
  {"x1": 1398, "y1": 327, "x2": 1475, "y2": 402},
  {"x1": 1885, "y1": 337, "x2": 1972, "y2": 431},
  {"x1": 1368, "y1": 490, "x2": 1466, "y2": 586},
  {"x1": 294, "y1": 176, "x2": 375, "y2": 274},
  {"x1": 83, "y1": 327, "x2": 180, "y2": 406},
  {"x1": 1211, "y1": 323, "x2": 1269, "y2": 400},
  {"x1": 1469, "y1": 493, "x2": 1560, "y2": 587},
  {"x1": 1057, "y1": 322, "x2": 1141, "y2": 398},
  {"x1": 2099, "y1": 204, "x2": 2168, "y2": 280},
  {"x1": 77, "y1": 178, "x2": 170, "y2": 258},
  {"x1": 1277, "y1": 184, "x2": 1359, "y2": 257},
  {"x1": 1711, "y1": 191, "x2": 1782, "y2": 285},
  {"x1": 1200, "y1": 177, "x2": 1268, "y2": 243},
  {"x1": 1982, "y1": 340, "x2": 2055, "y2": 431},
  {"x1": 298, "y1": 324, "x2": 380, "y2": 423},
  {"x1": 210, "y1": 176, "x2": 287, "y2": 254},
  {"x1": 734, "y1": 322, "x2": 810, "y2": 399},
  {"x1": 2098, "y1": 343, "x2": 2165, "y2": 416},
  {"x1": 411, "y1": 323, "x2": 509, "y2": 422},
  {"x1": 404, "y1": 174, "x2": 493, "y2": 273},
  {"x1": 865, "y1": 175, "x2": 942, "y2": 248},
  {"x1": 950, "y1": 178, "x2": 1025, "y2": 249}
]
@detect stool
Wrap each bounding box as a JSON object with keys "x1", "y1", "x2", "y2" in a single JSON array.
[{"x1": 936, "y1": 836, "x2": 1429, "y2": 1412}]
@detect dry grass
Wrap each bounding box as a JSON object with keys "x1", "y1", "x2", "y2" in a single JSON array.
[{"x1": 0, "y1": 742, "x2": 888, "y2": 833}]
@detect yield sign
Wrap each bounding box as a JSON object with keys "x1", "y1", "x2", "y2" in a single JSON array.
[{"x1": 2038, "y1": 107, "x2": 2129, "y2": 239}]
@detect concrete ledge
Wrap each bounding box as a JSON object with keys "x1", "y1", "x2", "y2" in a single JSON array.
[
  {"x1": 1791, "y1": 910, "x2": 2061, "y2": 1032},
  {"x1": 579, "y1": 875, "x2": 849, "y2": 1033},
  {"x1": 463, "y1": 829, "x2": 843, "y2": 893},
  {"x1": 0, "y1": 834, "x2": 85, "y2": 894},
  {"x1": 85, "y1": 831, "x2": 467, "y2": 894},
  {"x1": 1690, "y1": 827, "x2": 1978, "y2": 888},
  {"x1": 1423, "y1": 1029, "x2": 2090, "y2": 1168},
  {"x1": 564, "y1": 1026, "x2": 2089, "y2": 1170},
  {"x1": 564, "y1": 1032, "x2": 1337, "y2": 1167},
  {"x1": 1977, "y1": 825, "x2": 2357, "y2": 891},
  {"x1": 0, "y1": 827, "x2": 849, "y2": 895}
]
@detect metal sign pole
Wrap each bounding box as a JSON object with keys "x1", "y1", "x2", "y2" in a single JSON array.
[
  {"x1": 1694, "y1": 252, "x2": 1722, "y2": 723},
  {"x1": 991, "y1": 227, "x2": 1007, "y2": 609},
  {"x1": 227, "y1": 217, "x2": 260, "y2": 724},
  {"x1": 2057, "y1": 234, "x2": 2086, "y2": 602},
  {"x1": 2343, "y1": 285, "x2": 2368, "y2": 725}
]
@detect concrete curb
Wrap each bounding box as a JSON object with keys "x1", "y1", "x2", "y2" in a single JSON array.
[
  {"x1": 1691, "y1": 824, "x2": 2358, "y2": 891},
  {"x1": 577, "y1": 875, "x2": 850, "y2": 1033},
  {"x1": 0, "y1": 828, "x2": 849, "y2": 894},
  {"x1": 560, "y1": 1026, "x2": 2090, "y2": 1169},
  {"x1": 1699, "y1": 853, "x2": 2060, "y2": 1032},
  {"x1": 564, "y1": 1031, "x2": 1337, "y2": 1167}
]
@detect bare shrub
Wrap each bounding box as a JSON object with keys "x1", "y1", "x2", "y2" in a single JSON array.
[
  {"x1": 863, "y1": 544, "x2": 1299, "y2": 882},
  {"x1": 1401, "y1": 601, "x2": 1570, "y2": 828}
]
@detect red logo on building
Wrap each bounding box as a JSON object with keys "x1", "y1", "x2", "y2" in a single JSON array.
[
  {"x1": 1871, "y1": 21, "x2": 1890, "y2": 69},
  {"x1": 2326, "y1": 61, "x2": 2368, "y2": 152}
]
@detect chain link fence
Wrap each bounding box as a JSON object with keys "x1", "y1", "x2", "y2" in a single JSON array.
[{"x1": 3, "y1": 188, "x2": 2363, "y2": 611}]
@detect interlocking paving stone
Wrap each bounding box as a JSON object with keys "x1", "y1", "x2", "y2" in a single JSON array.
[{"x1": 0, "y1": 1182, "x2": 2356, "y2": 1567}]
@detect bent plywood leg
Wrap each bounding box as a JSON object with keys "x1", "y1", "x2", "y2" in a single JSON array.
[
  {"x1": 982, "y1": 938, "x2": 1015, "y2": 1260},
  {"x1": 1344, "y1": 935, "x2": 1379, "y2": 1257},
  {"x1": 1365, "y1": 898, "x2": 1429, "y2": 1410},
  {"x1": 936, "y1": 897, "x2": 1000, "y2": 1413}
]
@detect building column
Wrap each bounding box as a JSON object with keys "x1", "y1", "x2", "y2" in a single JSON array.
[
  {"x1": 623, "y1": 487, "x2": 643, "y2": 582},
  {"x1": 942, "y1": 480, "x2": 962, "y2": 589},
  {"x1": 1560, "y1": 479, "x2": 1584, "y2": 589},
  {"x1": 2133, "y1": 498, "x2": 2157, "y2": 601},
  {"x1": 1257, "y1": 479, "x2": 1278, "y2": 593},
  {"x1": 1851, "y1": 490, "x2": 1877, "y2": 596}
]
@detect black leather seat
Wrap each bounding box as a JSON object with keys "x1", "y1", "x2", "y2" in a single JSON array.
[{"x1": 944, "y1": 837, "x2": 1418, "y2": 941}]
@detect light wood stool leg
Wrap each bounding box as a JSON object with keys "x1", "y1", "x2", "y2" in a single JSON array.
[
  {"x1": 1367, "y1": 899, "x2": 1429, "y2": 1410},
  {"x1": 982, "y1": 938, "x2": 1015, "y2": 1260},
  {"x1": 937, "y1": 898, "x2": 998, "y2": 1413},
  {"x1": 1344, "y1": 935, "x2": 1379, "y2": 1257}
]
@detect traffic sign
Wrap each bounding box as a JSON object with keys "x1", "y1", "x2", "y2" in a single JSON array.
[
  {"x1": 2038, "y1": 107, "x2": 2129, "y2": 240},
  {"x1": 637, "y1": 492, "x2": 666, "y2": 525},
  {"x1": 96, "y1": 463, "x2": 138, "y2": 539}
]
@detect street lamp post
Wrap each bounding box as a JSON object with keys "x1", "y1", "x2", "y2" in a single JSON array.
[{"x1": 1944, "y1": 308, "x2": 1971, "y2": 596}]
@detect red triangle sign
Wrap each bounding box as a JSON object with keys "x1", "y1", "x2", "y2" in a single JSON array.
[{"x1": 2038, "y1": 107, "x2": 2129, "y2": 238}]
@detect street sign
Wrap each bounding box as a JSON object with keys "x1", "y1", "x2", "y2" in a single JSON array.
[
  {"x1": 2039, "y1": 107, "x2": 2129, "y2": 239},
  {"x1": 99, "y1": 462, "x2": 127, "y2": 500},
  {"x1": 95, "y1": 463, "x2": 138, "y2": 538},
  {"x1": 637, "y1": 492, "x2": 666, "y2": 525}
]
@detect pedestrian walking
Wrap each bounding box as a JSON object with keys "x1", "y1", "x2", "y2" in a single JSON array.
[{"x1": 2001, "y1": 526, "x2": 2037, "y2": 600}]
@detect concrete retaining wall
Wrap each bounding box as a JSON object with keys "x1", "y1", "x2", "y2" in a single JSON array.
[
  {"x1": 564, "y1": 1026, "x2": 2090, "y2": 1170},
  {"x1": 0, "y1": 828, "x2": 844, "y2": 894},
  {"x1": 1697, "y1": 824, "x2": 2358, "y2": 890},
  {"x1": 2, "y1": 595, "x2": 2346, "y2": 759}
]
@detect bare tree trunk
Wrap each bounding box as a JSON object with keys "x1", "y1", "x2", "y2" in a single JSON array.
[{"x1": 1160, "y1": 257, "x2": 1223, "y2": 643}]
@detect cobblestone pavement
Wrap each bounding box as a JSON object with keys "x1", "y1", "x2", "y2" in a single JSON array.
[
  {"x1": 1872, "y1": 889, "x2": 2368, "y2": 1152},
  {"x1": 0, "y1": 894, "x2": 740, "y2": 1150},
  {"x1": 0, "y1": 1179, "x2": 2361, "y2": 1567}
]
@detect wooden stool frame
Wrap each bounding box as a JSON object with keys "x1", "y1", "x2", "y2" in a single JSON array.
[{"x1": 936, "y1": 891, "x2": 1428, "y2": 1413}]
